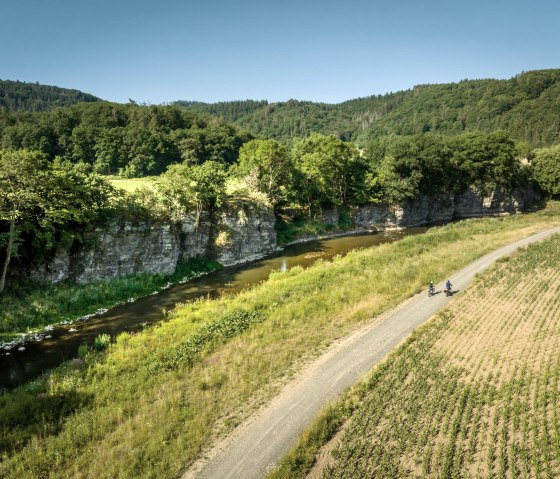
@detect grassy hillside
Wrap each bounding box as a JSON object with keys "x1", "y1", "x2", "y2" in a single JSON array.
[
  {"x1": 1, "y1": 204, "x2": 559, "y2": 478},
  {"x1": 270, "y1": 229, "x2": 560, "y2": 478},
  {"x1": 0, "y1": 79, "x2": 100, "y2": 112},
  {"x1": 178, "y1": 69, "x2": 560, "y2": 146}
]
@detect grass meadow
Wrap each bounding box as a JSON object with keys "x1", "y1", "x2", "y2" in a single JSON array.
[{"x1": 106, "y1": 176, "x2": 157, "y2": 193}]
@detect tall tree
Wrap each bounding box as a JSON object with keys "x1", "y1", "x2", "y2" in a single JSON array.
[
  {"x1": 156, "y1": 161, "x2": 227, "y2": 226},
  {"x1": 532, "y1": 144, "x2": 560, "y2": 196},
  {"x1": 0, "y1": 151, "x2": 115, "y2": 292},
  {"x1": 0, "y1": 150, "x2": 49, "y2": 292},
  {"x1": 292, "y1": 134, "x2": 365, "y2": 208},
  {"x1": 236, "y1": 139, "x2": 293, "y2": 206}
]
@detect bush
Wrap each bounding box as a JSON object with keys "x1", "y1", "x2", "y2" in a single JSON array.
[
  {"x1": 94, "y1": 334, "x2": 111, "y2": 351},
  {"x1": 77, "y1": 344, "x2": 89, "y2": 359},
  {"x1": 533, "y1": 144, "x2": 560, "y2": 196}
]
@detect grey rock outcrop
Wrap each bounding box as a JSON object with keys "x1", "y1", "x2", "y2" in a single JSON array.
[
  {"x1": 211, "y1": 202, "x2": 278, "y2": 266},
  {"x1": 30, "y1": 187, "x2": 537, "y2": 285},
  {"x1": 32, "y1": 200, "x2": 278, "y2": 284},
  {"x1": 322, "y1": 186, "x2": 537, "y2": 231},
  {"x1": 32, "y1": 223, "x2": 182, "y2": 284}
]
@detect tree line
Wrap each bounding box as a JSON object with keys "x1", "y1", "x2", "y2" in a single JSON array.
[
  {"x1": 126, "y1": 130, "x2": 536, "y2": 223},
  {"x1": 179, "y1": 69, "x2": 560, "y2": 147},
  {"x1": 234, "y1": 131, "x2": 532, "y2": 210},
  {"x1": 0, "y1": 79, "x2": 100, "y2": 112},
  {"x1": 2, "y1": 128, "x2": 559, "y2": 292},
  {"x1": 0, "y1": 102, "x2": 253, "y2": 177}
]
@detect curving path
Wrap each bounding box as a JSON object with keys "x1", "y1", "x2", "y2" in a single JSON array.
[{"x1": 190, "y1": 227, "x2": 560, "y2": 479}]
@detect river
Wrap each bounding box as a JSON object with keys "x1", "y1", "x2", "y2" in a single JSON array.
[{"x1": 1, "y1": 227, "x2": 428, "y2": 388}]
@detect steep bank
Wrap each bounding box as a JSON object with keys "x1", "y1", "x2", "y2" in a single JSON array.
[
  {"x1": 32, "y1": 200, "x2": 278, "y2": 284},
  {"x1": 283, "y1": 186, "x2": 538, "y2": 245},
  {"x1": 31, "y1": 187, "x2": 536, "y2": 284},
  {"x1": 334, "y1": 186, "x2": 537, "y2": 231}
]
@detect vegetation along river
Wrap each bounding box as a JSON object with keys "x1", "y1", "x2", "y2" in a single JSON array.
[{"x1": 0, "y1": 227, "x2": 428, "y2": 388}]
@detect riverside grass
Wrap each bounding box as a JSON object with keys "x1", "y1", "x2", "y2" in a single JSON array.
[
  {"x1": 0, "y1": 257, "x2": 219, "y2": 343},
  {"x1": 1, "y1": 204, "x2": 560, "y2": 479},
  {"x1": 270, "y1": 232, "x2": 560, "y2": 479}
]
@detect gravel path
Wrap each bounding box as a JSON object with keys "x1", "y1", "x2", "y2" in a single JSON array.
[{"x1": 190, "y1": 227, "x2": 560, "y2": 479}]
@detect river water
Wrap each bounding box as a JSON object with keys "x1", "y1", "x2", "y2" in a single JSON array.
[{"x1": 1, "y1": 228, "x2": 428, "y2": 388}]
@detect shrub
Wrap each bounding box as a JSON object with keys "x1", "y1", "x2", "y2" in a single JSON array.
[{"x1": 94, "y1": 334, "x2": 111, "y2": 351}]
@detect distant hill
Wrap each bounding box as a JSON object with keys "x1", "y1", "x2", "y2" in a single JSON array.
[
  {"x1": 176, "y1": 69, "x2": 560, "y2": 146},
  {"x1": 0, "y1": 79, "x2": 100, "y2": 112}
]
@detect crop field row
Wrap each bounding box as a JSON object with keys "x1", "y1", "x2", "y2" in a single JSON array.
[{"x1": 317, "y1": 234, "x2": 560, "y2": 479}]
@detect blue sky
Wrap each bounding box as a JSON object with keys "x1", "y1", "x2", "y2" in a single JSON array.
[{"x1": 1, "y1": 0, "x2": 559, "y2": 104}]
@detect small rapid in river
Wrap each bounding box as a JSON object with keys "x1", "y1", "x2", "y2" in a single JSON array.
[{"x1": 1, "y1": 228, "x2": 428, "y2": 388}]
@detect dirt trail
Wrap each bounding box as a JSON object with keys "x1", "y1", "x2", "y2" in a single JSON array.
[{"x1": 187, "y1": 227, "x2": 560, "y2": 479}]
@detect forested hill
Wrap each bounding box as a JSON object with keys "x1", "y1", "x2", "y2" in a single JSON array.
[
  {"x1": 0, "y1": 79, "x2": 100, "y2": 112},
  {"x1": 176, "y1": 69, "x2": 560, "y2": 146},
  {"x1": 0, "y1": 102, "x2": 253, "y2": 177}
]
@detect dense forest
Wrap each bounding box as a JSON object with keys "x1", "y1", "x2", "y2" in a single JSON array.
[
  {"x1": 177, "y1": 69, "x2": 560, "y2": 146},
  {"x1": 0, "y1": 80, "x2": 100, "y2": 112},
  {"x1": 0, "y1": 102, "x2": 253, "y2": 177}
]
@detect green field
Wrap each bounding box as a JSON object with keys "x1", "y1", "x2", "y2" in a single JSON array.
[
  {"x1": 1, "y1": 204, "x2": 560, "y2": 478},
  {"x1": 106, "y1": 176, "x2": 156, "y2": 193},
  {"x1": 270, "y1": 229, "x2": 560, "y2": 479}
]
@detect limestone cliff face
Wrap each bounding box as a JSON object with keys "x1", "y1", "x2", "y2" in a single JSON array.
[
  {"x1": 32, "y1": 201, "x2": 278, "y2": 284},
  {"x1": 31, "y1": 187, "x2": 536, "y2": 284},
  {"x1": 210, "y1": 202, "x2": 278, "y2": 266},
  {"x1": 452, "y1": 187, "x2": 536, "y2": 219},
  {"x1": 331, "y1": 187, "x2": 537, "y2": 231}
]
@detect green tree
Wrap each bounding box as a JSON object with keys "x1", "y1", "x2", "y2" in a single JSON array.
[
  {"x1": 42, "y1": 159, "x2": 116, "y2": 250},
  {"x1": 451, "y1": 131, "x2": 520, "y2": 191},
  {"x1": 0, "y1": 150, "x2": 50, "y2": 292},
  {"x1": 0, "y1": 151, "x2": 115, "y2": 292},
  {"x1": 93, "y1": 128, "x2": 125, "y2": 174},
  {"x1": 292, "y1": 134, "x2": 366, "y2": 208},
  {"x1": 237, "y1": 139, "x2": 293, "y2": 206},
  {"x1": 156, "y1": 161, "x2": 227, "y2": 226},
  {"x1": 532, "y1": 144, "x2": 560, "y2": 196}
]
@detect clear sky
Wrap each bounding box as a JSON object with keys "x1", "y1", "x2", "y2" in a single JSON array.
[{"x1": 1, "y1": 0, "x2": 559, "y2": 104}]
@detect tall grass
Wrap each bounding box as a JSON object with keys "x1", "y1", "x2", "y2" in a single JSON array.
[
  {"x1": 0, "y1": 257, "x2": 220, "y2": 343},
  {"x1": 0, "y1": 203, "x2": 559, "y2": 479}
]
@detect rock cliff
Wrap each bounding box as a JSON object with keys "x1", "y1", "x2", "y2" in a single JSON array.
[
  {"x1": 331, "y1": 187, "x2": 537, "y2": 231},
  {"x1": 32, "y1": 200, "x2": 278, "y2": 284},
  {"x1": 31, "y1": 187, "x2": 537, "y2": 284}
]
